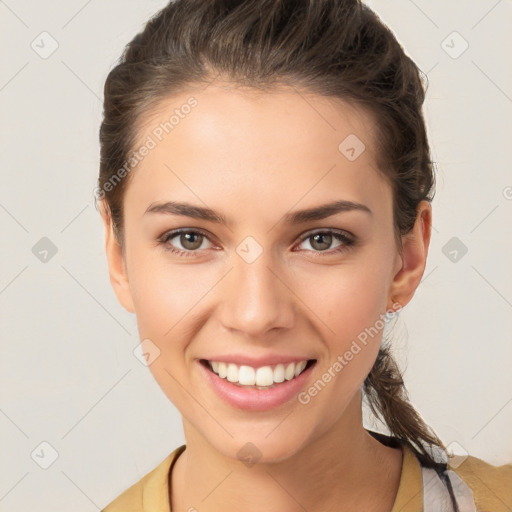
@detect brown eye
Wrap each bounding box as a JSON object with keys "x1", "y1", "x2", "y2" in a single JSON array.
[
  {"x1": 179, "y1": 232, "x2": 204, "y2": 250},
  {"x1": 159, "y1": 229, "x2": 214, "y2": 256},
  {"x1": 295, "y1": 229, "x2": 355, "y2": 256},
  {"x1": 309, "y1": 233, "x2": 333, "y2": 251}
]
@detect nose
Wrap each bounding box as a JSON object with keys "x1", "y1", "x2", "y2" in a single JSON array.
[{"x1": 217, "y1": 249, "x2": 295, "y2": 339}]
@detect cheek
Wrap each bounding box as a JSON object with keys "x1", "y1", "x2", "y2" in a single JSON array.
[
  {"x1": 126, "y1": 245, "x2": 215, "y2": 340},
  {"x1": 301, "y1": 260, "x2": 391, "y2": 342},
  {"x1": 296, "y1": 258, "x2": 391, "y2": 399},
  {"x1": 126, "y1": 251, "x2": 215, "y2": 407}
]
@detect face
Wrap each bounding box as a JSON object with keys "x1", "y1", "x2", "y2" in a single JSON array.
[{"x1": 102, "y1": 83, "x2": 428, "y2": 463}]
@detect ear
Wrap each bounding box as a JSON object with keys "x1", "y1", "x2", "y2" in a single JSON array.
[
  {"x1": 387, "y1": 200, "x2": 432, "y2": 310},
  {"x1": 99, "y1": 201, "x2": 135, "y2": 314}
]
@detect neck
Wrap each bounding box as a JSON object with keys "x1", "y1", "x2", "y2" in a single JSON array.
[{"x1": 170, "y1": 389, "x2": 403, "y2": 512}]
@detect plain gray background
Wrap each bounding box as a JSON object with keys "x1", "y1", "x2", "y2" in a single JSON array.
[{"x1": 1, "y1": 0, "x2": 511, "y2": 510}]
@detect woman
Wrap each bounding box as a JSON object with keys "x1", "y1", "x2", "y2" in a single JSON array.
[{"x1": 96, "y1": 0, "x2": 511, "y2": 510}]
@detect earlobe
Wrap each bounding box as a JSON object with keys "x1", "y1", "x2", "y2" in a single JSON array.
[
  {"x1": 387, "y1": 201, "x2": 432, "y2": 310},
  {"x1": 99, "y1": 201, "x2": 135, "y2": 314}
]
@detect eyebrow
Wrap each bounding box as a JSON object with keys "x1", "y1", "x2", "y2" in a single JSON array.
[{"x1": 144, "y1": 199, "x2": 372, "y2": 225}]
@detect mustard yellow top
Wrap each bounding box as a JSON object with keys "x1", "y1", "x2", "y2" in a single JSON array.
[{"x1": 101, "y1": 441, "x2": 512, "y2": 511}]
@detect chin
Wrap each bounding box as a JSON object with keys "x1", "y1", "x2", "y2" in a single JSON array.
[{"x1": 209, "y1": 430, "x2": 309, "y2": 466}]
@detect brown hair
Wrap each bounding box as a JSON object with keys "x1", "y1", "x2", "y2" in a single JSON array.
[{"x1": 97, "y1": 0, "x2": 448, "y2": 470}]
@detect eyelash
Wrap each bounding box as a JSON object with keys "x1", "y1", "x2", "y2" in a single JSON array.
[{"x1": 157, "y1": 228, "x2": 356, "y2": 258}]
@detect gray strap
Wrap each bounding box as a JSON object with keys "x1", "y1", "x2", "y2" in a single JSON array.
[{"x1": 422, "y1": 466, "x2": 478, "y2": 512}]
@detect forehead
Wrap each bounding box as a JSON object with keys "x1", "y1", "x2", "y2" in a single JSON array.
[
  {"x1": 136, "y1": 82, "x2": 377, "y2": 157},
  {"x1": 125, "y1": 84, "x2": 392, "y2": 222}
]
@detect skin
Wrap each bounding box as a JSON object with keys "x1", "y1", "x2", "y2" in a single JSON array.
[{"x1": 100, "y1": 83, "x2": 432, "y2": 512}]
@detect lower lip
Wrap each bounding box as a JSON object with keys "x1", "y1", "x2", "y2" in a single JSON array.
[{"x1": 198, "y1": 360, "x2": 316, "y2": 412}]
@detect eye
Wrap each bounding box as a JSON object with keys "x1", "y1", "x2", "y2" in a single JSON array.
[
  {"x1": 158, "y1": 229, "x2": 215, "y2": 257},
  {"x1": 294, "y1": 229, "x2": 355, "y2": 255}
]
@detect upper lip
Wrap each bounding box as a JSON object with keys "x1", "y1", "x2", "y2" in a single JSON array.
[{"x1": 200, "y1": 354, "x2": 316, "y2": 368}]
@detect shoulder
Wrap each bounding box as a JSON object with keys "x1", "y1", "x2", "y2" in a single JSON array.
[
  {"x1": 101, "y1": 445, "x2": 186, "y2": 512},
  {"x1": 448, "y1": 453, "x2": 512, "y2": 512}
]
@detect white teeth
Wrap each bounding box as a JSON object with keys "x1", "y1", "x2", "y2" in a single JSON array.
[
  {"x1": 285, "y1": 362, "x2": 295, "y2": 380},
  {"x1": 238, "y1": 365, "x2": 255, "y2": 386},
  {"x1": 207, "y1": 359, "x2": 311, "y2": 387},
  {"x1": 218, "y1": 362, "x2": 227, "y2": 378},
  {"x1": 255, "y1": 366, "x2": 273, "y2": 386},
  {"x1": 273, "y1": 364, "x2": 285, "y2": 383},
  {"x1": 226, "y1": 363, "x2": 239, "y2": 383},
  {"x1": 294, "y1": 360, "x2": 307, "y2": 377}
]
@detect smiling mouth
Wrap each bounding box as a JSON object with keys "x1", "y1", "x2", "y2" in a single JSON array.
[{"x1": 200, "y1": 358, "x2": 316, "y2": 389}]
